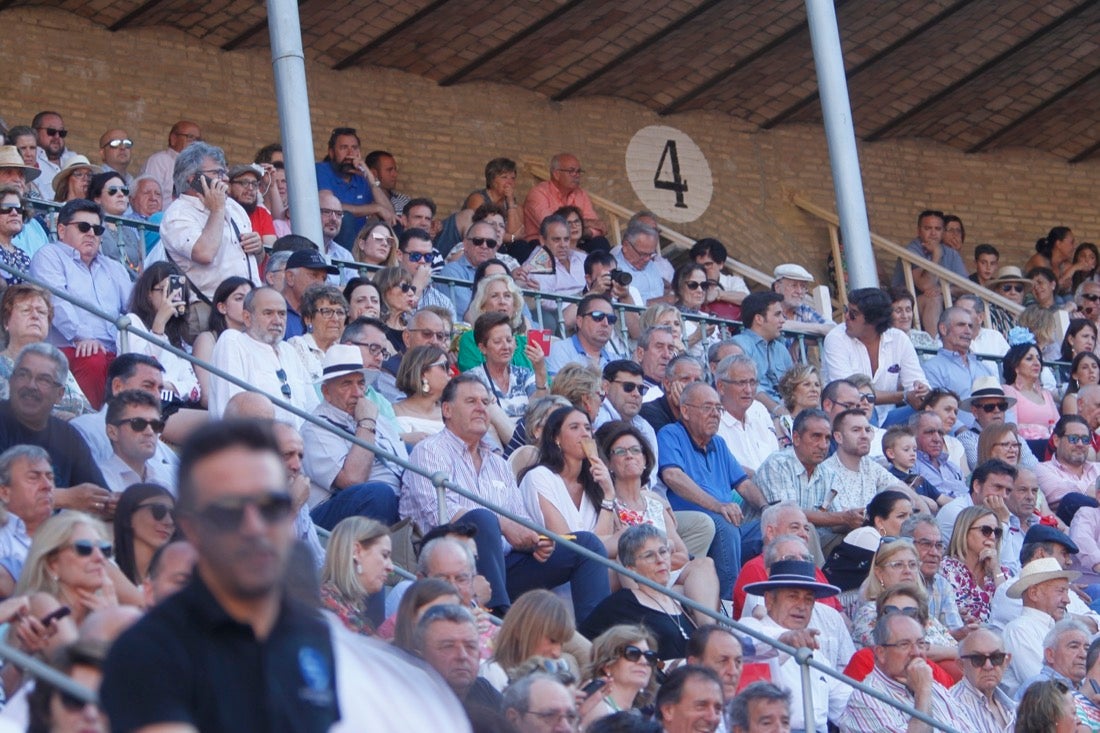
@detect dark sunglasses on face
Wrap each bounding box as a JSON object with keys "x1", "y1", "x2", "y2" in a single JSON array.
[
  {"x1": 1083, "y1": 294, "x2": 1100, "y2": 302},
  {"x1": 103, "y1": 138, "x2": 133, "y2": 149},
  {"x1": 975, "y1": 401, "x2": 1008, "y2": 413},
  {"x1": 69, "y1": 539, "x2": 113, "y2": 559},
  {"x1": 0, "y1": 204, "x2": 23, "y2": 216},
  {"x1": 971, "y1": 525, "x2": 1004, "y2": 539},
  {"x1": 139, "y1": 503, "x2": 175, "y2": 522},
  {"x1": 683, "y1": 281, "x2": 715, "y2": 291},
  {"x1": 56, "y1": 689, "x2": 98, "y2": 714},
  {"x1": 858, "y1": 393, "x2": 877, "y2": 404},
  {"x1": 106, "y1": 186, "x2": 130, "y2": 196},
  {"x1": 398, "y1": 282, "x2": 416, "y2": 294},
  {"x1": 113, "y1": 417, "x2": 165, "y2": 434},
  {"x1": 620, "y1": 645, "x2": 660, "y2": 666},
  {"x1": 582, "y1": 310, "x2": 618, "y2": 325},
  {"x1": 1000, "y1": 284, "x2": 1025, "y2": 294},
  {"x1": 1064, "y1": 434, "x2": 1091, "y2": 445},
  {"x1": 961, "y1": 651, "x2": 1008, "y2": 667},
  {"x1": 69, "y1": 221, "x2": 105, "y2": 236},
  {"x1": 405, "y1": 251, "x2": 434, "y2": 263},
  {"x1": 193, "y1": 492, "x2": 294, "y2": 532},
  {"x1": 611, "y1": 380, "x2": 649, "y2": 396},
  {"x1": 469, "y1": 237, "x2": 498, "y2": 249},
  {"x1": 37, "y1": 127, "x2": 68, "y2": 138}
]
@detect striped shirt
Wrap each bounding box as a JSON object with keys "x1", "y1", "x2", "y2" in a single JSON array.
[
  {"x1": 949, "y1": 676, "x2": 1016, "y2": 733},
  {"x1": 838, "y1": 666, "x2": 956, "y2": 733}
]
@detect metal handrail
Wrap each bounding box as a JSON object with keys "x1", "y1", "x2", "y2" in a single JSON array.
[
  {"x1": 0, "y1": 258, "x2": 963, "y2": 731},
  {"x1": 29, "y1": 198, "x2": 162, "y2": 234}
]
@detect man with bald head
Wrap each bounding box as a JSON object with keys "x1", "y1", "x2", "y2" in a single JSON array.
[
  {"x1": 141, "y1": 120, "x2": 201, "y2": 209},
  {"x1": 950, "y1": 627, "x2": 1017, "y2": 731},
  {"x1": 318, "y1": 189, "x2": 355, "y2": 285},
  {"x1": 522, "y1": 153, "x2": 607, "y2": 246},
  {"x1": 658, "y1": 380, "x2": 766, "y2": 602},
  {"x1": 98, "y1": 128, "x2": 135, "y2": 186}
]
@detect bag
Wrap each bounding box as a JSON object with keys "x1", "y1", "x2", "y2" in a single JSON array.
[{"x1": 822, "y1": 541, "x2": 875, "y2": 591}]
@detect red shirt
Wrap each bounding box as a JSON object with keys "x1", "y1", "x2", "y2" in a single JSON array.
[
  {"x1": 843, "y1": 648, "x2": 956, "y2": 688},
  {"x1": 732, "y1": 555, "x2": 842, "y2": 619},
  {"x1": 248, "y1": 206, "x2": 276, "y2": 239}
]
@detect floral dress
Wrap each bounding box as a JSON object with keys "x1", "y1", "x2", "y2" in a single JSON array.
[
  {"x1": 320, "y1": 583, "x2": 374, "y2": 636},
  {"x1": 851, "y1": 600, "x2": 958, "y2": 649},
  {"x1": 940, "y1": 555, "x2": 1010, "y2": 624},
  {"x1": 0, "y1": 245, "x2": 31, "y2": 284}
]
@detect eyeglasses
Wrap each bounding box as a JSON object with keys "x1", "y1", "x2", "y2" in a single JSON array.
[
  {"x1": 620, "y1": 645, "x2": 660, "y2": 666},
  {"x1": 961, "y1": 651, "x2": 1008, "y2": 668},
  {"x1": 55, "y1": 689, "x2": 99, "y2": 714},
  {"x1": 879, "y1": 638, "x2": 930, "y2": 653},
  {"x1": 625, "y1": 238, "x2": 657, "y2": 262},
  {"x1": 557, "y1": 167, "x2": 584, "y2": 176},
  {"x1": 67, "y1": 539, "x2": 113, "y2": 559},
  {"x1": 405, "y1": 251, "x2": 434, "y2": 263},
  {"x1": 913, "y1": 538, "x2": 946, "y2": 552},
  {"x1": 683, "y1": 402, "x2": 723, "y2": 414},
  {"x1": 36, "y1": 127, "x2": 68, "y2": 138},
  {"x1": 992, "y1": 440, "x2": 1019, "y2": 450},
  {"x1": 230, "y1": 179, "x2": 260, "y2": 190},
  {"x1": 138, "y1": 503, "x2": 175, "y2": 522},
  {"x1": 348, "y1": 340, "x2": 392, "y2": 359},
  {"x1": 276, "y1": 368, "x2": 292, "y2": 399},
  {"x1": 881, "y1": 560, "x2": 919, "y2": 571},
  {"x1": 720, "y1": 377, "x2": 759, "y2": 389},
  {"x1": 882, "y1": 605, "x2": 922, "y2": 619},
  {"x1": 69, "y1": 221, "x2": 106, "y2": 236},
  {"x1": 832, "y1": 400, "x2": 859, "y2": 410},
  {"x1": 103, "y1": 138, "x2": 133, "y2": 149},
  {"x1": 193, "y1": 491, "x2": 294, "y2": 532},
  {"x1": 106, "y1": 186, "x2": 130, "y2": 196},
  {"x1": 410, "y1": 329, "x2": 452, "y2": 344},
  {"x1": 171, "y1": 130, "x2": 202, "y2": 142},
  {"x1": 113, "y1": 417, "x2": 165, "y2": 434},
  {"x1": 468, "y1": 237, "x2": 498, "y2": 249},
  {"x1": 858, "y1": 393, "x2": 877, "y2": 404},
  {"x1": 200, "y1": 168, "x2": 229, "y2": 179},
  {"x1": 683, "y1": 280, "x2": 715, "y2": 291},
  {"x1": 610, "y1": 380, "x2": 649, "y2": 396},
  {"x1": 320, "y1": 208, "x2": 343, "y2": 218},
  {"x1": 636, "y1": 546, "x2": 671, "y2": 562},
  {"x1": 316, "y1": 307, "x2": 347, "y2": 319},
  {"x1": 1000, "y1": 284, "x2": 1025, "y2": 293},
  {"x1": 1063, "y1": 434, "x2": 1091, "y2": 445},
  {"x1": 11, "y1": 368, "x2": 61, "y2": 390},
  {"x1": 0, "y1": 204, "x2": 23, "y2": 216},
  {"x1": 610, "y1": 445, "x2": 645, "y2": 457},
  {"x1": 974, "y1": 401, "x2": 1008, "y2": 413},
  {"x1": 970, "y1": 525, "x2": 1004, "y2": 539},
  {"x1": 522, "y1": 709, "x2": 580, "y2": 727},
  {"x1": 581, "y1": 310, "x2": 618, "y2": 325}
]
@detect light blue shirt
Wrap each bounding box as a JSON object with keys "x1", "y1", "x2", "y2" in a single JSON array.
[
  {"x1": 12, "y1": 219, "x2": 49, "y2": 259},
  {"x1": 29, "y1": 241, "x2": 133, "y2": 349},
  {"x1": 730, "y1": 329, "x2": 792, "y2": 402},
  {"x1": 921, "y1": 348, "x2": 996, "y2": 429},
  {"x1": 546, "y1": 333, "x2": 612, "y2": 376},
  {"x1": 438, "y1": 256, "x2": 477, "y2": 321},
  {"x1": 612, "y1": 246, "x2": 665, "y2": 302}
]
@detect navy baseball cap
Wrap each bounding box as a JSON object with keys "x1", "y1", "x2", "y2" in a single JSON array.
[
  {"x1": 1023, "y1": 523, "x2": 1079, "y2": 554},
  {"x1": 286, "y1": 248, "x2": 338, "y2": 274}
]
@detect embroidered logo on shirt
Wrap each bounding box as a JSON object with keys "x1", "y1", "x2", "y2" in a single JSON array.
[{"x1": 297, "y1": 646, "x2": 334, "y2": 706}]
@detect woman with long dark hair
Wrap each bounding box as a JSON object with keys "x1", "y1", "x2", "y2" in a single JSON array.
[
  {"x1": 1025, "y1": 226, "x2": 1077, "y2": 293},
  {"x1": 192, "y1": 276, "x2": 254, "y2": 407},
  {"x1": 113, "y1": 483, "x2": 177, "y2": 585}
]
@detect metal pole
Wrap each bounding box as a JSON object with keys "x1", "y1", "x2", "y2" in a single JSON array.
[
  {"x1": 267, "y1": 0, "x2": 323, "y2": 247},
  {"x1": 797, "y1": 649, "x2": 816, "y2": 733},
  {"x1": 804, "y1": 0, "x2": 877, "y2": 289}
]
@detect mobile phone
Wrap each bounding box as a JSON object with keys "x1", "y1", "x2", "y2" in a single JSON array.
[
  {"x1": 167, "y1": 274, "x2": 188, "y2": 314},
  {"x1": 189, "y1": 174, "x2": 212, "y2": 194},
  {"x1": 40, "y1": 606, "x2": 71, "y2": 626},
  {"x1": 528, "y1": 329, "x2": 552, "y2": 357},
  {"x1": 580, "y1": 679, "x2": 606, "y2": 696}
]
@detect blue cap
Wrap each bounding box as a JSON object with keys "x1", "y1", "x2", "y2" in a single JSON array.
[
  {"x1": 287, "y1": 248, "x2": 338, "y2": 274},
  {"x1": 1023, "y1": 523, "x2": 1079, "y2": 554}
]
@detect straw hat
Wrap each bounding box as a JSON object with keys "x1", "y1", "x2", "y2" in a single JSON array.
[
  {"x1": 51, "y1": 155, "x2": 94, "y2": 200},
  {"x1": 959, "y1": 376, "x2": 1017, "y2": 411},
  {"x1": 319, "y1": 344, "x2": 367, "y2": 383},
  {"x1": 0, "y1": 146, "x2": 41, "y2": 183},
  {"x1": 987, "y1": 266, "x2": 1031, "y2": 290},
  {"x1": 1006, "y1": 557, "x2": 1079, "y2": 599}
]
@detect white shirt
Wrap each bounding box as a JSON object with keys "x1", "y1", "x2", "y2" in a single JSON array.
[
  {"x1": 717, "y1": 402, "x2": 779, "y2": 472},
  {"x1": 526, "y1": 248, "x2": 588, "y2": 296},
  {"x1": 521, "y1": 465, "x2": 600, "y2": 532},
  {"x1": 160, "y1": 194, "x2": 261, "y2": 299},
  {"x1": 0, "y1": 516, "x2": 31, "y2": 585},
  {"x1": 1002, "y1": 606, "x2": 1056, "y2": 695},
  {"x1": 140, "y1": 148, "x2": 178, "y2": 210},
  {"x1": 822, "y1": 324, "x2": 927, "y2": 424},
  {"x1": 209, "y1": 329, "x2": 317, "y2": 428},
  {"x1": 989, "y1": 578, "x2": 1100, "y2": 631},
  {"x1": 739, "y1": 597, "x2": 855, "y2": 670},
  {"x1": 70, "y1": 407, "x2": 179, "y2": 470},
  {"x1": 99, "y1": 452, "x2": 177, "y2": 495},
  {"x1": 971, "y1": 328, "x2": 1010, "y2": 358},
  {"x1": 35, "y1": 148, "x2": 79, "y2": 201},
  {"x1": 739, "y1": 615, "x2": 851, "y2": 732}
]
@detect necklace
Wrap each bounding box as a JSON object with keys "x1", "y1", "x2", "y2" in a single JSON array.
[{"x1": 639, "y1": 586, "x2": 693, "y2": 640}]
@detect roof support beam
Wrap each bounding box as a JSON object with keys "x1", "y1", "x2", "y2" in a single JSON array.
[
  {"x1": 551, "y1": 0, "x2": 726, "y2": 102},
  {"x1": 865, "y1": 0, "x2": 1097, "y2": 142},
  {"x1": 332, "y1": 0, "x2": 453, "y2": 71},
  {"x1": 1069, "y1": 136, "x2": 1100, "y2": 164},
  {"x1": 438, "y1": 0, "x2": 588, "y2": 87},
  {"x1": 761, "y1": 0, "x2": 976, "y2": 129},
  {"x1": 108, "y1": 0, "x2": 169, "y2": 31}
]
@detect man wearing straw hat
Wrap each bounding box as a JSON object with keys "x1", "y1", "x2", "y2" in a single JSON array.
[
  {"x1": 985, "y1": 266, "x2": 1030, "y2": 337},
  {"x1": 741, "y1": 559, "x2": 851, "y2": 733},
  {"x1": 0, "y1": 145, "x2": 50, "y2": 257},
  {"x1": 1002, "y1": 556, "x2": 1079, "y2": 694}
]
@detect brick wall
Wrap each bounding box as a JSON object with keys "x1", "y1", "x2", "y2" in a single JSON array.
[{"x1": 6, "y1": 6, "x2": 1100, "y2": 284}]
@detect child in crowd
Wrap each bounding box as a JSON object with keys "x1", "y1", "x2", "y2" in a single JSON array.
[{"x1": 882, "y1": 426, "x2": 947, "y2": 513}]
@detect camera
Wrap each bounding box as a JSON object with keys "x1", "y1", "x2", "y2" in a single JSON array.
[{"x1": 610, "y1": 269, "x2": 633, "y2": 286}]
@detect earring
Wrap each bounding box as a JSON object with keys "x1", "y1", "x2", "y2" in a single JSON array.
[
  {"x1": 353, "y1": 559, "x2": 362, "y2": 574},
  {"x1": 421, "y1": 378, "x2": 430, "y2": 394}
]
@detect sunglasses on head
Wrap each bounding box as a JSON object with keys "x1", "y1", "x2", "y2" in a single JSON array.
[
  {"x1": 114, "y1": 417, "x2": 164, "y2": 433},
  {"x1": 620, "y1": 645, "x2": 660, "y2": 666},
  {"x1": 1000, "y1": 284, "x2": 1025, "y2": 293},
  {"x1": 68, "y1": 539, "x2": 113, "y2": 559},
  {"x1": 469, "y1": 237, "x2": 498, "y2": 249},
  {"x1": 883, "y1": 605, "x2": 921, "y2": 619},
  {"x1": 975, "y1": 401, "x2": 1008, "y2": 413},
  {"x1": 68, "y1": 221, "x2": 105, "y2": 236},
  {"x1": 582, "y1": 310, "x2": 618, "y2": 325},
  {"x1": 971, "y1": 525, "x2": 1004, "y2": 539},
  {"x1": 961, "y1": 651, "x2": 1007, "y2": 667},
  {"x1": 193, "y1": 492, "x2": 294, "y2": 532},
  {"x1": 106, "y1": 186, "x2": 130, "y2": 196},
  {"x1": 139, "y1": 503, "x2": 175, "y2": 522},
  {"x1": 611, "y1": 380, "x2": 649, "y2": 396}
]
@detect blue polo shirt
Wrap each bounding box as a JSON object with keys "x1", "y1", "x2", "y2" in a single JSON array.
[
  {"x1": 730, "y1": 329, "x2": 792, "y2": 402},
  {"x1": 545, "y1": 334, "x2": 613, "y2": 377},
  {"x1": 315, "y1": 161, "x2": 373, "y2": 231},
  {"x1": 657, "y1": 422, "x2": 747, "y2": 510},
  {"x1": 922, "y1": 348, "x2": 996, "y2": 429}
]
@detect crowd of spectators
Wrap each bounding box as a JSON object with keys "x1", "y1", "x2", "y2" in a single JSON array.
[{"x1": 0, "y1": 112, "x2": 1093, "y2": 732}]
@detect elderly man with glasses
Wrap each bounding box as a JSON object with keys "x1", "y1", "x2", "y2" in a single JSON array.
[
  {"x1": 522, "y1": 152, "x2": 606, "y2": 246},
  {"x1": 950, "y1": 627, "x2": 1018, "y2": 731}
]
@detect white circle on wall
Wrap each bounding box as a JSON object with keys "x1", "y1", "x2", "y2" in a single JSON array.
[{"x1": 625, "y1": 125, "x2": 713, "y2": 223}]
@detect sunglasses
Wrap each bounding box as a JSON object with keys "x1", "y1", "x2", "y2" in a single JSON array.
[
  {"x1": 683, "y1": 281, "x2": 715, "y2": 291},
  {"x1": 113, "y1": 417, "x2": 165, "y2": 434},
  {"x1": 858, "y1": 393, "x2": 877, "y2": 404},
  {"x1": 68, "y1": 221, "x2": 105, "y2": 236},
  {"x1": 55, "y1": 689, "x2": 98, "y2": 714},
  {"x1": 0, "y1": 204, "x2": 23, "y2": 216},
  {"x1": 620, "y1": 645, "x2": 660, "y2": 666},
  {"x1": 103, "y1": 138, "x2": 133, "y2": 149},
  {"x1": 611, "y1": 380, "x2": 649, "y2": 396},
  {"x1": 106, "y1": 186, "x2": 130, "y2": 196},
  {"x1": 974, "y1": 401, "x2": 1008, "y2": 413},
  {"x1": 276, "y1": 368, "x2": 292, "y2": 399},
  {"x1": 961, "y1": 651, "x2": 1008, "y2": 667},
  {"x1": 68, "y1": 539, "x2": 113, "y2": 559},
  {"x1": 193, "y1": 492, "x2": 294, "y2": 532},
  {"x1": 581, "y1": 310, "x2": 618, "y2": 325},
  {"x1": 1064, "y1": 434, "x2": 1091, "y2": 445},
  {"x1": 468, "y1": 237, "x2": 499, "y2": 249},
  {"x1": 405, "y1": 251, "x2": 434, "y2": 263},
  {"x1": 369, "y1": 233, "x2": 396, "y2": 244},
  {"x1": 1083, "y1": 294, "x2": 1100, "y2": 302},
  {"x1": 970, "y1": 525, "x2": 1004, "y2": 539},
  {"x1": 37, "y1": 127, "x2": 68, "y2": 138},
  {"x1": 139, "y1": 503, "x2": 175, "y2": 522},
  {"x1": 882, "y1": 605, "x2": 921, "y2": 619},
  {"x1": 1000, "y1": 284, "x2": 1025, "y2": 293}
]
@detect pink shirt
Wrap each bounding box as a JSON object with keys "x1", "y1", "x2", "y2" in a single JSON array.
[
  {"x1": 1002, "y1": 384, "x2": 1059, "y2": 439},
  {"x1": 1035, "y1": 455, "x2": 1100, "y2": 506},
  {"x1": 522, "y1": 181, "x2": 603, "y2": 240}
]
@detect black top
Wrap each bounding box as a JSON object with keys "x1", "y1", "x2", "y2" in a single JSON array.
[
  {"x1": 101, "y1": 574, "x2": 340, "y2": 733},
  {"x1": 464, "y1": 677, "x2": 504, "y2": 711},
  {"x1": 578, "y1": 588, "x2": 692, "y2": 660},
  {"x1": 639, "y1": 396, "x2": 676, "y2": 435},
  {"x1": 0, "y1": 401, "x2": 105, "y2": 487}
]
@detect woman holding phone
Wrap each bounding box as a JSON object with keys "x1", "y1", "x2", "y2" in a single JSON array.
[{"x1": 465, "y1": 312, "x2": 548, "y2": 420}]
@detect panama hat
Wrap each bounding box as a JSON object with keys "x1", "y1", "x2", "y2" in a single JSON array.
[
  {"x1": 1006, "y1": 557, "x2": 1079, "y2": 599},
  {"x1": 0, "y1": 146, "x2": 41, "y2": 183},
  {"x1": 987, "y1": 266, "x2": 1031, "y2": 290},
  {"x1": 51, "y1": 155, "x2": 94, "y2": 199},
  {"x1": 743, "y1": 559, "x2": 840, "y2": 599},
  {"x1": 960, "y1": 375, "x2": 1018, "y2": 411},
  {"x1": 319, "y1": 344, "x2": 367, "y2": 383}
]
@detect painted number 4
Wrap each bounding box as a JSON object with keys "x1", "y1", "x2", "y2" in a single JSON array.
[{"x1": 653, "y1": 139, "x2": 688, "y2": 208}]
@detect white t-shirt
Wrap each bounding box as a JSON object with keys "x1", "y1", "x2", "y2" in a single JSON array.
[{"x1": 521, "y1": 465, "x2": 600, "y2": 532}]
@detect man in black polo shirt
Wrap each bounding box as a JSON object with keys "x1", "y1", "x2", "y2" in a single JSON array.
[{"x1": 0, "y1": 343, "x2": 110, "y2": 517}]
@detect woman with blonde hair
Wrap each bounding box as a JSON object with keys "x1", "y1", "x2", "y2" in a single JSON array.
[
  {"x1": 320, "y1": 516, "x2": 393, "y2": 636},
  {"x1": 352, "y1": 220, "x2": 399, "y2": 268},
  {"x1": 458, "y1": 273, "x2": 531, "y2": 370},
  {"x1": 484, "y1": 588, "x2": 580, "y2": 690},
  {"x1": 851, "y1": 539, "x2": 921, "y2": 646},
  {"x1": 941, "y1": 505, "x2": 1012, "y2": 624},
  {"x1": 580, "y1": 624, "x2": 659, "y2": 729},
  {"x1": 549, "y1": 362, "x2": 604, "y2": 423}
]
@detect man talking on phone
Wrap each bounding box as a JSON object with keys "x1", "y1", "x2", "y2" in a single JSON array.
[{"x1": 160, "y1": 142, "x2": 263, "y2": 334}]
